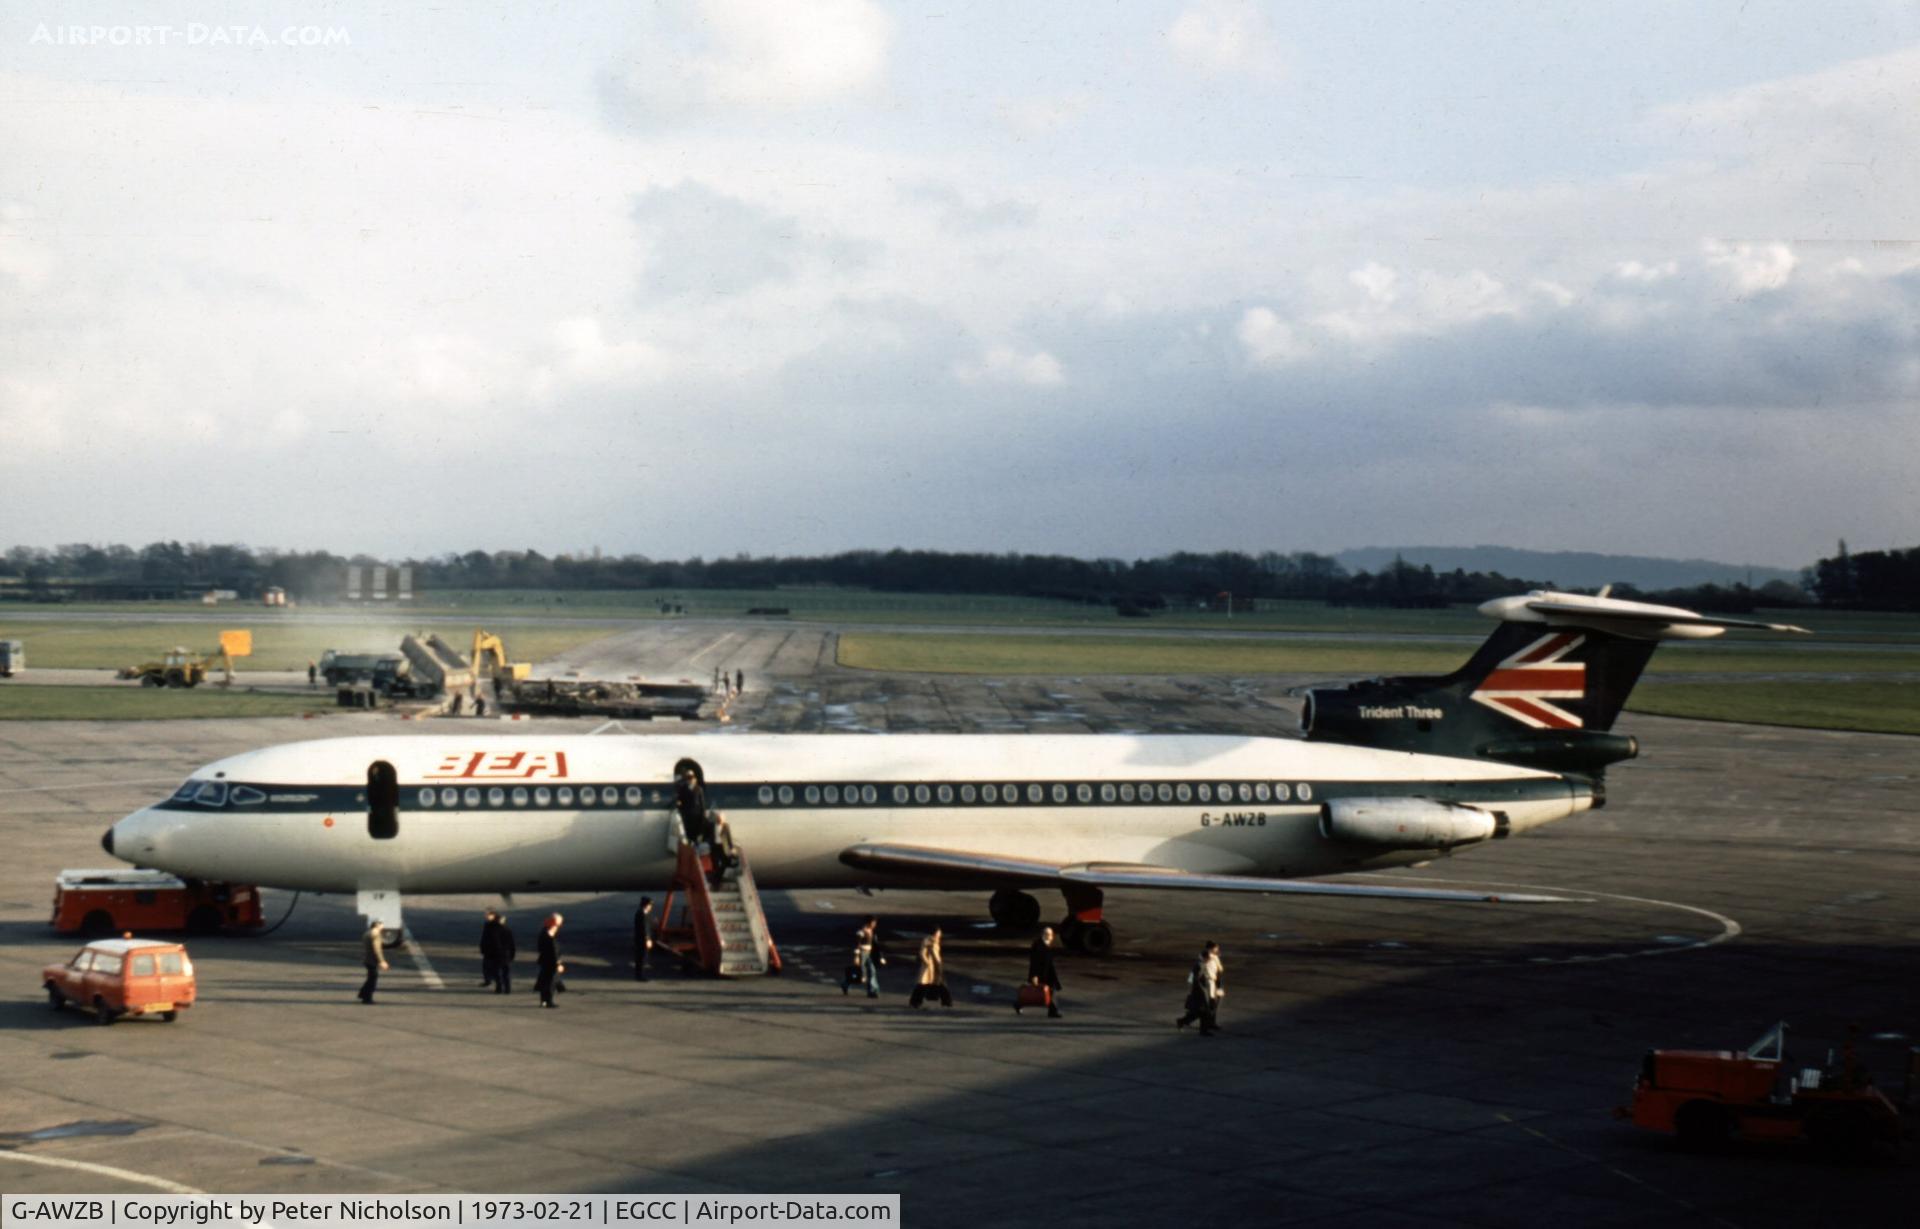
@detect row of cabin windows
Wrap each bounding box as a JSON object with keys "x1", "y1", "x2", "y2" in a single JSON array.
[
  {"x1": 754, "y1": 780, "x2": 1315, "y2": 806},
  {"x1": 405, "y1": 780, "x2": 1318, "y2": 811}
]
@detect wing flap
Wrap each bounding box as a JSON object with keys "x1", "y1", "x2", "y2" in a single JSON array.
[{"x1": 839, "y1": 842, "x2": 1579, "y2": 903}]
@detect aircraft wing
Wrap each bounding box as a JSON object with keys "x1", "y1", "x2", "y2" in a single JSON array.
[{"x1": 837, "y1": 842, "x2": 1579, "y2": 903}]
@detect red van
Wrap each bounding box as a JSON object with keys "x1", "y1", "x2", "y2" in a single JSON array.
[{"x1": 44, "y1": 938, "x2": 197, "y2": 1024}]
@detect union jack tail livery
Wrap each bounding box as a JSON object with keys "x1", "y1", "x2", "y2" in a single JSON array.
[{"x1": 1302, "y1": 590, "x2": 1807, "y2": 775}]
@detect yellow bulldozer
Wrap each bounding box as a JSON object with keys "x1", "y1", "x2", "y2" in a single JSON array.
[{"x1": 119, "y1": 630, "x2": 252, "y2": 688}]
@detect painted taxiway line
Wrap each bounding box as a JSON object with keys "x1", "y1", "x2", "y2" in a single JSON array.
[
  {"x1": 0, "y1": 1149, "x2": 203, "y2": 1193},
  {"x1": 401, "y1": 926, "x2": 445, "y2": 990}
]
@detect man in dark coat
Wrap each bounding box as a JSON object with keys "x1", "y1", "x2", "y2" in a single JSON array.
[
  {"x1": 633, "y1": 896, "x2": 654, "y2": 982},
  {"x1": 1027, "y1": 926, "x2": 1063, "y2": 1018},
  {"x1": 493, "y1": 913, "x2": 517, "y2": 995},
  {"x1": 479, "y1": 908, "x2": 502, "y2": 989},
  {"x1": 674, "y1": 767, "x2": 713, "y2": 845},
  {"x1": 535, "y1": 913, "x2": 564, "y2": 1008}
]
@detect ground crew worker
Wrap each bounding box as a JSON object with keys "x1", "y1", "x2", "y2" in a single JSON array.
[
  {"x1": 536, "y1": 914, "x2": 564, "y2": 1008},
  {"x1": 359, "y1": 919, "x2": 389, "y2": 1005}
]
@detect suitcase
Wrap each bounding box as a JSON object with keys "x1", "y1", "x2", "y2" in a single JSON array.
[{"x1": 1015, "y1": 983, "x2": 1052, "y2": 1011}]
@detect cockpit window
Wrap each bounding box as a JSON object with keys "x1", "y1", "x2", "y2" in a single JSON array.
[
  {"x1": 229, "y1": 786, "x2": 266, "y2": 806},
  {"x1": 172, "y1": 780, "x2": 200, "y2": 801},
  {"x1": 193, "y1": 781, "x2": 229, "y2": 807}
]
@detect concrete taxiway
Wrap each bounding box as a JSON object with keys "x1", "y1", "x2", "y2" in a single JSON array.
[{"x1": 0, "y1": 621, "x2": 1914, "y2": 1226}]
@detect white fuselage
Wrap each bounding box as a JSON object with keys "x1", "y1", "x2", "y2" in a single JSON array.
[{"x1": 106, "y1": 733, "x2": 1588, "y2": 894}]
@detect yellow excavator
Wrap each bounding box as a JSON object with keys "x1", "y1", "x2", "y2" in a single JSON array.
[
  {"x1": 120, "y1": 630, "x2": 252, "y2": 688},
  {"x1": 471, "y1": 630, "x2": 530, "y2": 687}
]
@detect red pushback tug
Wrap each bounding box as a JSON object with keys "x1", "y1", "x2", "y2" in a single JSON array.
[
  {"x1": 51, "y1": 869, "x2": 264, "y2": 936},
  {"x1": 1625, "y1": 1022, "x2": 1903, "y2": 1159}
]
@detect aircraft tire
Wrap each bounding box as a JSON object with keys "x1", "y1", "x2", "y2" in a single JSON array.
[
  {"x1": 80, "y1": 909, "x2": 114, "y2": 936},
  {"x1": 1674, "y1": 1101, "x2": 1733, "y2": 1151},
  {"x1": 1077, "y1": 921, "x2": 1115, "y2": 956},
  {"x1": 989, "y1": 889, "x2": 1042, "y2": 930}
]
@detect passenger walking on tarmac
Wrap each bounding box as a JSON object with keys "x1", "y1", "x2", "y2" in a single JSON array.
[
  {"x1": 479, "y1": 908, "x2": 502, "y2": 989},
  {"x1": 842, "y1": 916, "x2": 885, "y2": 998},
  {"x1": 1020, "y1": 926, "x2": 1064, "y2": 1018},
  {"x1": 735, "y1": 668, "x2": 744, "y2": 694},
  {"x1": 358, "y1": 919, "x2": 389, "y2": 1005},
  {"x1": 307, "y1": 661, "x2": 317, "y2": 687},
  {"x1": 493, "y1": 912, "x2": 517, "y2": 995},
  {"x1": 909, "y1": 928, "x2": 952, "y2": 1009},
  {"x1": 1176, "y1": 941, "x2": 1225, "y2": 1035},
  {"x1": 474, "y1": 691, "x2": 487, "y2": 719},
  {"x1": 535, "y1": 914, "x2": 565, "y2": 1008},
  {"x1": 633, "y1": 896, "x2": 655, "y2": 982}
]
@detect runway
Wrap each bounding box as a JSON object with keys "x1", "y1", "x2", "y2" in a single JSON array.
[{"x1": 0, "y1": 620, "x2": 1913, "y2": 1224}]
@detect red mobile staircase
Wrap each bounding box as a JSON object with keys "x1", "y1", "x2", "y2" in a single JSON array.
[{"x1": 655, "y1": 831, "x2": 782, "y2": 977}]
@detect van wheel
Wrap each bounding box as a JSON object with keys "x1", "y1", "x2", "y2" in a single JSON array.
[
  {"x1": 161, "y1": 1011, "x2": 178, "y2": 1023},
  {"x1": 92, "y1": 997, "x2": 116, "y2": 1025},
  {"x1": 80, "y1": 909, "x2": 115, "y2": 936},
  {"x1": 186, "y1": 905, "x2": 223, "y2": 935},
  {"x1": 47, "y1": 984, "x2": 65, "y2": 1011}
]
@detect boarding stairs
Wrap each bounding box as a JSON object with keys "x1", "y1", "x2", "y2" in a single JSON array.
[{"x1": 656, "y1": 824, "x2": 782, "y2": 977}]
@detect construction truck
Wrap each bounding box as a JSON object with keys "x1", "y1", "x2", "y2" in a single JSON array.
[
  {"x1": 317, "y1": 649, "x2": 419, "y2": 694},
  {"x1": 119, "y1": 631, "x2": 251, "y2": 688},
  {"x1": 471, "y1": 630, "x2": 530, "y2": 687},
  {"x1": 1624, "y1": 1022, "x2": 1903, "y2": 1159}
]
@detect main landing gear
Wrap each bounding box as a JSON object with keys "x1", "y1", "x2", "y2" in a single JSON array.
[{"x1": 986, "y1": 885, "x2": 1115, "y2": 956}]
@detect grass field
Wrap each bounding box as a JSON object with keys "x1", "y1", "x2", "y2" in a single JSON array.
[
  {"x1": 1628, "y1": 682, "x2": 1920, "y2": 736},
  {"x1": 0, "y1": 685, "x2": 336, "y2": 720},
  {"x1": 835, "y1": 631, "x2": 1920, "y2": 677},
  {"x1": 3, "y1": 622, "x2": 617, "y2": 671}
]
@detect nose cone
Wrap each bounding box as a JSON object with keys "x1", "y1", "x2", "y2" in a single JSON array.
[{"x1": 101, "y1": 825, "x2": 115, "y2": 856}]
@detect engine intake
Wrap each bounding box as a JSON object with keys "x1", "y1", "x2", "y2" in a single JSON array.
[{"x1": 1319, "y1": 797, "x2": 1501, "y2": 850}]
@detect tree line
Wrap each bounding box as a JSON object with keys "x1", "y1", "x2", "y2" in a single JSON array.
[{"x1": 2, "y1": 539, "x2": 1903, "y2": 610}]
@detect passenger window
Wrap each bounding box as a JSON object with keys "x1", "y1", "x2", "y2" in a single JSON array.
[
  {"x1": 1238, "y1": 784, "x2": 1253, "y2": 802},
  {"x1": 1275, "y1": 783, "x2": 1291, "y2": 802},
  {"x1": 1076, "y1": 784, "x2": 1092, "y2": 803},
  {"x1": 758, "y1": 786, "x2": 774, "y2": 804},
  {"x1": 861, "y1": 786, "x2": 877, "y2": 804},
  {"x1": 961, "y1": 784, "x2": 978, "y2": 803},
  {"x1": 443, "y1": 788, "x2": 460, "y2": 807},
  {"x1": 1120, "y1": 784, "x2": 1135, "y2": 802},
  {"x1": 194, "y1": 781, "x2": 229, "y2": 806},
  {"x1": 535, "y1": 787, "x2": 552, "y2": 806},
  {"x1": 913, "y1": 785, "x2": 930, "y2": 804},
  {"x1": 1255, "y1": 783, "x2": 1271, "y2": 802},
  {"x1": 159, "y1": 952, "x2": 184, "y2": 975},
  {"x1": 230, "y1": 786, "x2": 266, "y2": 805},
  {"x1": 1198, "y1": 784, "x2": 1212, "y2": 802},
  {"x1": 1101, "y1": 784, "x2": 1116, "y2": 803},
  {"x1": 132, "y1": 955, "x2": 155, "y2": 976},
  {"x1": 779, "y1": 786, "x2": 795, "y2": 805},
  {"x1": 983, "y1": 785, "x2": 999, "y2": 803},
  {"x1": 511, "y1": 788, "x2": 529, "y2": 806},
  {"x1": 1025, "y1": 784, "x2": 1042, "y2": 803},
  {"x1": 417, "y1": 789, "x2": 437, "y2": 808},
  {"x1": 825, "y1": 785, "x2": 841, "y2": 804},
  {"x1": 556, "y1": 787, "x2": 574, "y2": 806},
  {"x1": 891, "y1": 785, "x2": 907, "y2": 804},
  {"x1": 1051, "y1": 784, "x2": 1067, "y2": 803},
  {"x1": 367, "y1": 761, "x2": 399, "y2": 840},
  {"x1": 488, "y1": 787, "x2": 506, "y2": 807},
  {"x1": 805, "y1": 785, "x2": 822, "y2": 804},
  {"x1": 936, "y1": 785, "x2": 953, "y2": 804},
  {"x1": 626, "y1": 787, "x2": 644, "y2": 806},
  {"x1": 1156, "y1": 784, "x2": 1173, "y2": 802},
  {"x1": 1298, "y1": 783, "x2": 1314, "y2": 801},
  {"x1": 1176, "y1": 784, "x2": 1192, "y2": 802}
]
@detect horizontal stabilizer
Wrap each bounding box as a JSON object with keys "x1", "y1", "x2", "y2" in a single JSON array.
[
  {"x1": 839, "y1": 843, "x2": 1581, "y2": 904},
  {"x1": 1481, "y1": 591, "x2": 1811, "y2": 640}
]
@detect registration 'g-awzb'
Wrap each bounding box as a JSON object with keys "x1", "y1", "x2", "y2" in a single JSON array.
[{"x1": 103, "y1": 591, "x2": 1804, "y2": 952}]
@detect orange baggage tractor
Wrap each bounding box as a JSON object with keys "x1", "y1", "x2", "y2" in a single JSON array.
[
  {"x1": 43, "y1": 936, "x2": 197, "y2": 1024},
  {"x1": 51, "y1": 868, "x2": 263, "y2": 935}
]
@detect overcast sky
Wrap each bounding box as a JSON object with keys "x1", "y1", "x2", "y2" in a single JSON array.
[{"x1": 3, "y1": 2, "x2": 1916, "y2": 567}]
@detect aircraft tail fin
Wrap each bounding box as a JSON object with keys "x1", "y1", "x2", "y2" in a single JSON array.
[{"x1": 1302, "y1": 590, "x2": 1808, "y2": 775}]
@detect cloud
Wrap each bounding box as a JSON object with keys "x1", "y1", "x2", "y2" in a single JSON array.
[
  {"x1": 1703, "y1": 239, "x2": 1797, "y2": 295},
  {"x1": 603, "y1": 0, "x2": 892, "y2": 128},
  {"x1": 952, "y1": 345, "x2": 1065, "y2": 387},
  {"x1": 1166, "y1": 1, "x2": 1285, "y2": 79},
  {"x1": 900, "y1": 181, "x2": 1038, "y2": 233},
  {"x1": 630, "y1": 181, "x2": 875, "y2": 298},
  {"x1": 995, "y1": 94, "x2": 1095, "y2": 140},
  {"x1": 1235, "y1": 307, "x2": 1309, "y2": 367}
]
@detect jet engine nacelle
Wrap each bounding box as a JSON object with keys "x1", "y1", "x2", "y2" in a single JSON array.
[{"x1": 1318, "y1": 797, "x2": 1502, "y2": 850}]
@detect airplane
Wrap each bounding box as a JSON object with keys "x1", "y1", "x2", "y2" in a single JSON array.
[{"x1": 100, "y1": 590, "x2": 1807, "y2": 954}]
